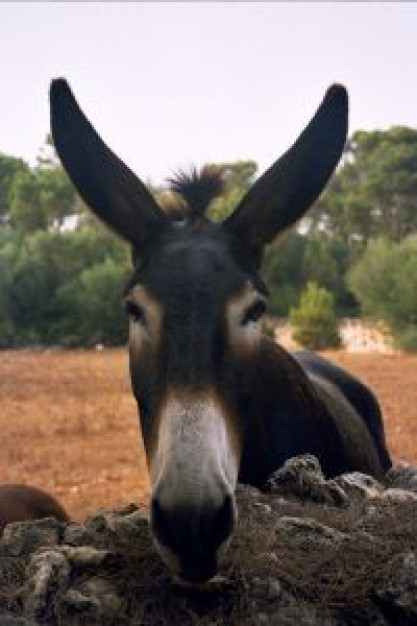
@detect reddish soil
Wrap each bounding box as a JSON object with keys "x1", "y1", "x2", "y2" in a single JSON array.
[{"x1": 0, "y1": 349, "x2": 416, "y2": 522}]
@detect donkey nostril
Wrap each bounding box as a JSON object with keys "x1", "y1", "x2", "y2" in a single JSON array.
[
  {"x1": 151, "y1": 497, "x2": 174, "y2": 549},
  {"x1": 208, "y1": 493, "x2": 235, "y2": 551},
  {"x1": 151, "y1": 492, "x2": 235, "y2": 564}
]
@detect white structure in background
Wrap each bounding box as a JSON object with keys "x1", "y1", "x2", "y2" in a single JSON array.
[
  {"x1": 339, "y1": 319, "x2": 395, "y2": 354},
  {"x1": 274, "y1": 319, "x2": 395, "y2": 354}
]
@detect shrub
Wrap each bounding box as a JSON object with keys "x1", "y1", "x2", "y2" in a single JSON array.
[
  {"x1": 348, "y1": 236, "x2": 417, "y2": 352},
  {"x1": 290, "y1": 282, "x2": 341, "y2": 350}
]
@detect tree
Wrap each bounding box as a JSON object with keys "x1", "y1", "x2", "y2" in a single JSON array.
[
  {"x1": 348, "y1": 236, "x2": 417, "y2": 351},
  {"x1": 262, "y1": 231, "x2": 307, "y2": 316},
  {"x1": 207, "y1": 160, "x2": 258, "y2": 221},
  {"x1": 9, "y1": 170, "x2": 47, "y2": 232},
  {"x1": 55, "y1": 258, "x2": 130, "y2": 346},
  {"x1": 290, "y1": 282, "x2": 341, "y2": 350},
  {"x1": 0, "y1": 153, "x2": 29, "y2": 225},
  {"x1": 301, "y1": 234, "x2": 357, "y2": 315},
  {"x1": 309, "y1": 127, "x2": 417, "y2": 245}
]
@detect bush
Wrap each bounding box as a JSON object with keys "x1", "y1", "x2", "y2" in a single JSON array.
[
  {"x1": 348, "y1": 236, "x2": 417, "y2": 351},
  {"x1": 290, "y1": 282, "x2": 341, "y2": 350}
]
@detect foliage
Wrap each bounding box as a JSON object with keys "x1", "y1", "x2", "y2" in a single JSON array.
[
  {"x1": 0, "y1": 153, "x2": 29, "y2": 225},
  {"x1": 309, "y1": 127, "x2": 417, "y2": 245},
  {"x1": 0, "y1": 125, "x2": 416, "y2": 348},
  {"x1": 207, "y1": 160, "x2": 257, "y2": 221},
  {"x1": 348, "y1": 236, "x2": 417, "y2": 351},
  {"x1": 55, "y1": 258, "x2": 130, "y2": 346},
  {"x1": 0, "y1": 225, "x2": 130, "y2": 346},
  {"x1": 290, "y1": 282, "x2": 341, "y2": 350},
  {"x1": 262, "y1": 231, "x2": 307, "y2": 316}
]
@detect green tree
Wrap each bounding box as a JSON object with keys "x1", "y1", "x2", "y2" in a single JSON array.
[
  {"x1": 55, "y1": 258, "x2": 130, "y2": 345},
  {"x1": 262, "y1": 231, "x2": 307, "y2": 316},
  {"x1": 301, "y1": 234, "x2": 357, "y2": 315},
  {"x1": 0, "y1": 227, "x2": 23, "y2": 344},
  {"x1": 290, "y1": 282, "x2": 341, "y2": 350},
  {"x1": 9, "y1": 170, "x2": 46, "y2": 232},
  {"x1": 207, "y1": 160, "x2": 258, "y2": 221},
  {"x1": 310, "y1": 127, "x2": 417, "y2": 245},
  {"x1": 348, "y1": 236, "x2": 417, "y2": 350},
  {"x1": 0, "y1": 153, "x2": 29, "y2": 224}
]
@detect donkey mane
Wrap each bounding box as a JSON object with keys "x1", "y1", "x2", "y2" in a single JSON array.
[{"x1": 165, "y1": 166, "x2": 224, "y2": 220}]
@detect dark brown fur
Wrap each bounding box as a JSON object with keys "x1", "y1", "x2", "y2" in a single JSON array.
[{"x1": 0, "y1": 484, "x2": 69, "y2": 534}]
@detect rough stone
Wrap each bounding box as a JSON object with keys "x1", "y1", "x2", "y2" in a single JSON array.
[
  {"x1": 273, "y1": 515, "x2": 347, "y2": 547},
  {"x1": 334, "y1": 472, "x2": 384, "y2": 500},
  {"x1": 1, "y1": 518, "x2": 64, "y2": 557},
  {"x1": 379, "y1": 487, "x2": 417, "y2": 503},
  {"x1": 375, "y1": 551, "x2": 417, "y2": 622},
  {"x1": 386, "y1": 462, "x2": 417, "y2": 492},
  {"x1": 266, "y1": 455, "x2": 349, "y2": 507},
  {"x1": 62, "y1": 577, "x2": 124, "y2": 619},
  {"x1": 2, "y1": 458, "x2": 417, "y2": 626},
  {"x1": 23, "y1": 548, "x2": 70, "y2": 618}
]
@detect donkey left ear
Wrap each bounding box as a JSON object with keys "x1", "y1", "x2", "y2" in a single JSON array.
[
  {"x1": 50, "y1": 79, "x2": 168, "y2": 249},
  {"x1": 225, "y1": 85, "x2": 348, "y2": 249}
]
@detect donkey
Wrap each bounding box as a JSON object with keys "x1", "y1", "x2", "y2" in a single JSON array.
[
  {"x1": 50, "y1": 79, "x2": 391, "y2": 583},
  {"x1": 0, "y1": 484, "x2": 69, "y2": 534}
]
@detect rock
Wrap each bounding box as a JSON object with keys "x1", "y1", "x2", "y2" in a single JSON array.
[
  {"x1": 61, "y1": 545, "x2": 113, "y2": 567},
  {"x1": 2, "y1": 459, "x2": 417, "y2": 625},
  {"x1": 23, "y1": 548, "x2": 70, "y2": 619},
  {"x1": 266, "y1": 455, "x2": 349, "y2": 507},
  {"x1": 334, "y1": 472, "x2": 384, "y2": 500},
  {"x1": 274, "y1": 516, "x2": 347, "y2": 548},
  {"x1": 252, "y1": 502, "x2": 272, "y2": 515},
  {"x1": 379, "y1": 487, "x2": 417, "y2": 503},
  {"x1": 63, "y1": 523, "x2": 97, "y2": 547},
  {"x1": 1, "y1": 518, "x2": 64, "y2": 557},
  {"x1": 85, "y1": 508, "x2": 149, "y2": 541},
  {"x1": 375, "y1": 551, "x2": 417, "y2": 623},
  {"x1": 61, "y1": 577, "x2": 124, "y2": 619},
  {"x1": 0, "y1": 614, "x2": 38, "y2": 626},
  {"x1": 386, "y1": 462, "x2": 417, "y2": 492},
  {"x1": 250, "y1": 576, "x2": 282, "y2": 602}
]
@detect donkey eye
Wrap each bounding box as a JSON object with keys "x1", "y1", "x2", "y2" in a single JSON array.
[
  {"x1": 241, "y1": 299, "x2": 267, "y2": 325},
  {"x1": 124, "y1": 300, "x2": 146, "y2": 325}
]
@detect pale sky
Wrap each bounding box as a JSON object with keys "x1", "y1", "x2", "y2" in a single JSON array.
[{"x1": 1, "y1": 2, "x2": 416, "y2": 184}]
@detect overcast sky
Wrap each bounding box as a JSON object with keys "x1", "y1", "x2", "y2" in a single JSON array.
[{"x1": 1, "y1": 2, "x2": 416, "y2": 184}]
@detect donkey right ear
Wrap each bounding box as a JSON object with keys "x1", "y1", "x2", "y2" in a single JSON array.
[
  {"x1": 50, "y1": 79, "x2": 168, "y2": 248},
  {"x1": 225, "y1": 85, "x2": 348, "y2": 252}
]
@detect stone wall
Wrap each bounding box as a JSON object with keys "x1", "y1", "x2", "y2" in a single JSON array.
[{"x1": 1, "y1": 456, "x2": 417, "y2": 625}]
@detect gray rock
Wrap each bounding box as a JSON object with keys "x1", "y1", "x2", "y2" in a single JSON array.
[
  {"x1": 85, "y1": 508, "x2": 148, "y2": 540},
  {"x1": 274, "y1": 516, "x2": 347, "y2": 548},
  {"x1": 62, "y1": 577, "x2": 124, "y2": 619},
  {"x1": 250, "y1": 576, "x2": 282, "y2": 602},
  {"x1": 63, "y1": 522, "x2": 97, "y2": 547},
  {"x1": 375, "y1": 551, "x2": 417, "y2": 622},
  {"x1": 23, "y1": 548, "x2": 70, "y2": 618},
  {"x1": 1, "y1": 518, "x2": 64, "y2": 557},
  {"x1": 0, "y1": 614, "x2": 38, "y2": 626},
  {"x1": 61, "y1": 545, "x2": 113, "y2": 567},
  {"x1": 379, "y1": 487, "x2": 417, "y2": 503},
  {"x1": 334, "y1": 472, "x2": 384, "y2": 500},
  {"x1": 266, "y1": 455, "x2": 349, "y2": 507},
  {"x1": 386, "y1": 463, "x2": 417, "y2": 492}
]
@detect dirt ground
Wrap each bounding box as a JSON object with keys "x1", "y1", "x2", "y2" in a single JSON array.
[{"x1": 0, "y1": 349, "x2": 416, "y2": 522}]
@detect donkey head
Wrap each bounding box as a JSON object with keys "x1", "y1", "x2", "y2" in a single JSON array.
[{"x1": 50, "y1": 80, "x2": 347, "y2": 583}]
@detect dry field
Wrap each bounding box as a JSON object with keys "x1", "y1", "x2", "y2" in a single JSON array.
[{"x1": 0, "y1": 349, "x2": 416, "y2": 522}]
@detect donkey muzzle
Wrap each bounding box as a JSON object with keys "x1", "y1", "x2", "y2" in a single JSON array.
[{"x1": 150, "y1": 489, "x2": 235, "y2": 583}]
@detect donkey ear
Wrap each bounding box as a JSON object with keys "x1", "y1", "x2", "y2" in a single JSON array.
[
  {"x1": 50, "y1": 79, "x2": 168, "y2": 247},
  {"x1": 225, "y1": 85, "x2": 348, "y2": 249}
]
